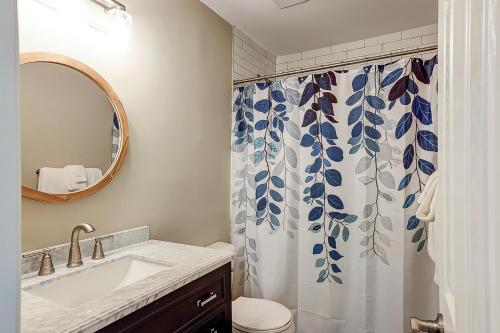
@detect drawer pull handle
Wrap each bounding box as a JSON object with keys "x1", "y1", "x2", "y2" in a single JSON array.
[{"x1": 196, "y1": 291, "x2": 217, "y2": 308}]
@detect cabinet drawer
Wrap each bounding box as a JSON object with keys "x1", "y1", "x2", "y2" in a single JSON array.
[
  {"x1": 98, "y1": 263, "x2": 231, "y2": 333},
  {"x1": 193, "y1": 310, "x2": 227, "y2": 333},
  {"x1": 164, "y1": 277, "x2": 226, "y2": 329}
]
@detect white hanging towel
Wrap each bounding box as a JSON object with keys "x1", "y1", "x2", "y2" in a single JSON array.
[
  {"x1": 416, "y1": 171, "x2": 439, "y2": 222},
  {"x1": 85, "y1": 168, "x2": 103, "y2": 187},
  {"x1": 64, "y1": 165, "x2": 87, "y2": 192},
  {"x1": 37, "y1": 167, "x2": 68, "y2": 194}
]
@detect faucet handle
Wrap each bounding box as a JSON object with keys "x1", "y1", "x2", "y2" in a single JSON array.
[
  {"x1": 23, "y1": 249, "x2": 55, "y2": 276},
  {"x1": 92, "y1": 235, "x2": 113, "y2": 260}
]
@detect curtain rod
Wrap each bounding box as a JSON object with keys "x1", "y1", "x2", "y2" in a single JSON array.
[{"x1": 233, "y1": 45, "x2": 438, "y2": 86}]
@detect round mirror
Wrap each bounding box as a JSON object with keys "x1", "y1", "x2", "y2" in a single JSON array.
[{"x1": 20, "y1": 52, "x2": 129, "y2": 202}]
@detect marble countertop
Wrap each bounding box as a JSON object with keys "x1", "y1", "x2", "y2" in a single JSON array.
[{"x1": 21, "y1": 240, "x2": 233, "y2": 333}]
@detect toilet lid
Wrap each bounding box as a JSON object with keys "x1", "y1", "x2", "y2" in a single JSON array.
[{"x1": 232, "y1": 297, "x2": 293, "y2": 332}]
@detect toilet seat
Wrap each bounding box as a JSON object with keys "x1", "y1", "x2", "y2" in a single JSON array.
[{"x1": 232, "y1": 297, "x2": 293, "y2": 333}]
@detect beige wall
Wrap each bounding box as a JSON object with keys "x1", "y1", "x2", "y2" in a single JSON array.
[
  {"x1": 19, "y1": 0, "x2": 232, "y2": 251},
  {"x1": 21, "y1": 62, "x2": 114, "y2": 189}
]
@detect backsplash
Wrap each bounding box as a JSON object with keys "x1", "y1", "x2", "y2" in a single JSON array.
[{"x1": 21, "y1": 226, "x2": 149, "y2": 276}]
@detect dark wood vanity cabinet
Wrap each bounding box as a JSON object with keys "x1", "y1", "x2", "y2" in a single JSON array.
[{"x1": 98, "y1": 263, "x2": 232, "y2": 333}]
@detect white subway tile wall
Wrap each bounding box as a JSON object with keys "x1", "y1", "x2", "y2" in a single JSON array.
[
  {"x1": 365, "y1": 32, "x2": 402, "y2": 47},
  {"x1": 233, "y1": 28, "x2": 277, "y2": 80},
  {"x1": 316, "y1": 52, "x2": 347, "y2": 65},
  {"x1": 275, "y1": 24, "x2": 438, "y2": 73},
  {"x1": 232, "y1": 24, "x2": 438, "y2": 81},
  {"x1": 422, "y1": 33, "x2": 438, "y2": 46}
]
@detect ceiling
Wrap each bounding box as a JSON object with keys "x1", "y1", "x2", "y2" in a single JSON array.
[{"x1": 199, "y1": 0, "x2": 438, "y2": 56}]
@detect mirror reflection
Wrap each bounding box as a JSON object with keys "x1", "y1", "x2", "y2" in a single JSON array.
[{"x1": 20, "y1": 62, "x2": 120, "y2": 194}]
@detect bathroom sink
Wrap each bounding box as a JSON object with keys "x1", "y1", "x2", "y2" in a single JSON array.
[{"x1": 23, "y1": 255, "x2": 174, "y2": 308}]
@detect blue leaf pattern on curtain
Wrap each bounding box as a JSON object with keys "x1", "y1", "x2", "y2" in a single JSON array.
[
  {"x1": 231, "y1": 56, "x2": 439, "y2": 333},
  {"x1": 300, "y1": 72, "x2": 358, "y2": 284},
  {"x1": 112, "y1": 113, "x2": 120, "y2": 161}
]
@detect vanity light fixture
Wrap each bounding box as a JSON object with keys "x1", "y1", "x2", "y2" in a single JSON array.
[
  {"x1": 91, "y1": 0, "x2": 125, "y2": 11},
  {"x1": 107, "y1": 6, "x2": 133, "y2": 29},
  {"x1": 91, "y1": 0, "x2": 132, "y2": 49},
  {"x1": 90, "y1": 0, "x2": 132, "y2": 23},
  {"x1": 273, "y1": 0, "x2": 310, "y2": 9}
]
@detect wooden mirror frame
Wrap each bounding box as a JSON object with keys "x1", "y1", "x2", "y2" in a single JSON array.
[{"x1": 20, "y1": 52, "x2": 129, "y2": 202}]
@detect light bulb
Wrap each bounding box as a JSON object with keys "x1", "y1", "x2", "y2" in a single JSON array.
[
  {"x1": 106, "y1": 7, "x2": 132, "y2": 50},
  {"x1": 107, "y1": 8, "x2": 132, "y2": 28}
]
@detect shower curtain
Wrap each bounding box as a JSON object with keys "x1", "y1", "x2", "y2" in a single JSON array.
[
  {"x1": 231, "y1": 56, "x2": 439, "y2": 333},
  {"x1": 112, "y1": 113, "x2": 120, "y2": 161}
]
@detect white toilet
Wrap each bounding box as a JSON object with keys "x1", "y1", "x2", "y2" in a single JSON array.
[{"x1": 207, "y1": 243, "x2": 295, "y2": 333}]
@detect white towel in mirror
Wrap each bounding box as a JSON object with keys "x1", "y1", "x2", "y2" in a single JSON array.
[
  {"x1": 64, "y1": 165, "x2": 87, "y2": 192},
  {"x1": 37, "y1": 167, "x2": 68, "y2": 194},
  {"x1": 85, "y1": 168, "x2": 103, "y2": 187}
]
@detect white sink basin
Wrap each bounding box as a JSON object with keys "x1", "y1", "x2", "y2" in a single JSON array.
[{"x1": 23, "y1": 255, "x2": 174, "y2": 308}]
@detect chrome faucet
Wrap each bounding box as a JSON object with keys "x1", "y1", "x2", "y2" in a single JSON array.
[{"x1": 67, "y1": 223, "x2": 95, "y2": 268}]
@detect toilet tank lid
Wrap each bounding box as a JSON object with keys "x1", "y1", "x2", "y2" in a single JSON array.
[{"x1": 232, "y1": 297, "x2": 293, "y2": 331}]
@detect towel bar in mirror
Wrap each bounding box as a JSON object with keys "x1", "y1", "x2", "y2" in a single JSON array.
[{"x1": 20, "y1": 52, "x2": 129, "y2": 202}]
